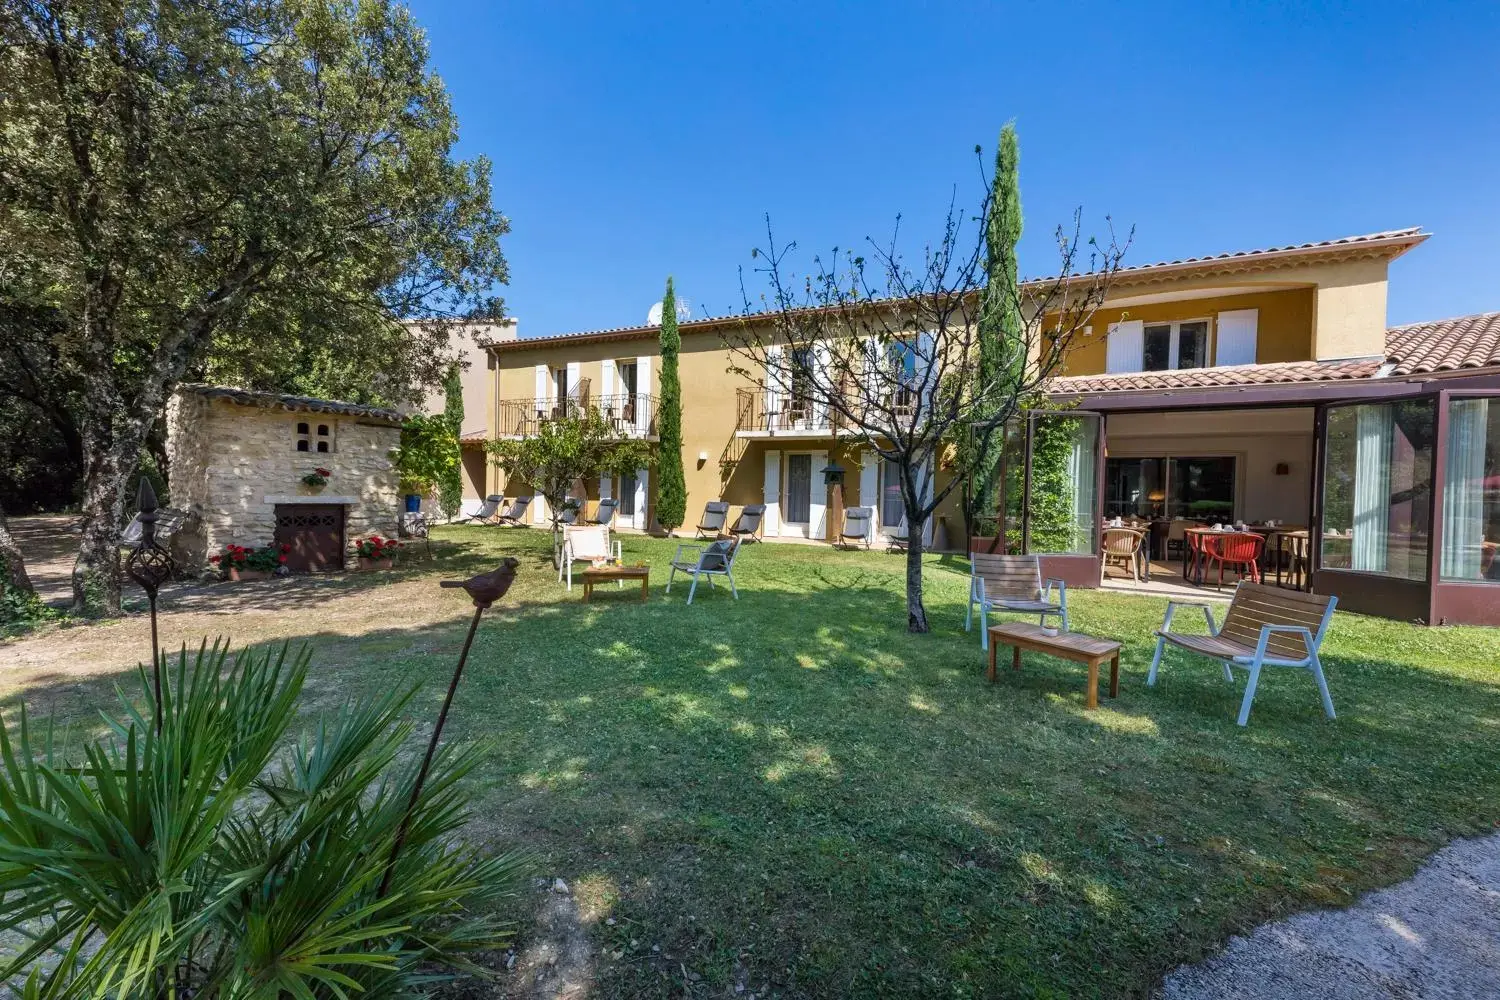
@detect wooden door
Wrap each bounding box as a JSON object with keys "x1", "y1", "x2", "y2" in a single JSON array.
[{"x1": 274, "y1": 504, "x2": 345, "y2": 572}]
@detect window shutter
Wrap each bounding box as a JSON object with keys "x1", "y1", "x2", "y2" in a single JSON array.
[
  {"x1": 1215, "y1": 309, "x2": 1259, "y2": 367},
  {"x1": 1105, "y1": 321, "x2": 1144, "y2": 373},
  {"x1": 634, "y1": 355, "x2": 652, "y2": 434},
  {"x1": 600, "y1": 358, "x2": 615, "y2": 399},
  {"x1": 915, "y1": 332, "x2": 936, "y2": 418},
  {"x1": 534, "y1": 364, "x2": 549, "y2": 403},
  {"x1": 810, "y1": 450, "x2": 828, "y2": 539},
  {"x1": 859, "y1": 448, "x2": 878, "y2": 510},
  {"x1": 566, "y1": 361, "x2": 582, "y2": 402},
  {"x1": 863, "y1": 336, "x2": 881, "y2": 404},
  {"x1": 812, "y1": 342, "x2": 832, "y2": 428},
  {"x1": 762, "y1": 450, "x2": 781, "y2": 536},
  {"x1": 764, "y1": 346, "x2": 783, "y2": 426}
]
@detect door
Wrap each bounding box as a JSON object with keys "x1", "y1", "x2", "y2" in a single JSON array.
[
  {"x1": 274, "y1": 504, "x2": 345, "y2": 572},
  {"x1": 783, "y1": 453, "x2": 812, "y2": 535}
]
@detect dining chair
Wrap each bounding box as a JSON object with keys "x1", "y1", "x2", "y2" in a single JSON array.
[
  {"x1": 1201, "y1": 532, "x2": 1264, "y2": 590},
  {"x1": 1101, "y1": 527, "x2": 1147, "y2": 583}
]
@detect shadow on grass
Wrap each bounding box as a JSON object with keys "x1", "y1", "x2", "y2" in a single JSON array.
[{"x1": 5, "y1": 547, "x2": 1500, "y2": 997}]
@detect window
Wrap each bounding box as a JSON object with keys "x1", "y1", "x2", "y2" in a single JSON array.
[
  {"x1": 1105, "y1": 458, "x2": 1165, "y2": 519},
  {"x1": 1441, "y1": 398, "x2": 1499, "y2": 582},
  {"x1": 1142, "y1": 320, "x2": 1210, "y2": 371},
  {"x1": 619, "y1": 471, "x2": 637, "y2": 517},
  {"x1": 888, "y1": 341, "x2": 918, "y2": 410},
  {"x1": 315, "y1": 424, "x2": 331, "y2": 453},
  {"x1": 1104, "y1": 455, "x2": 1235, "y2": 520},
  {"x1": 789, "y1": 347, "x2": 815, "y2": 412},
  {"x1": 294, "y1": 421, "x2": 332, "y2": 452},
  {"x1": 296, "y1": 421, "x2": 310, "y2": 452},
  {"x1": 1320, "y1": 400, "x2": 1434, "y2": 580},
  {"x1": 880, "y1": 460, "x2": 903, "y2": 527},
  {"x1": 616, "y1": 361, "x2": 638, "y2": 397},
  {"x1": 552, "y1": 367, "x2": 569, "y2": 400}
]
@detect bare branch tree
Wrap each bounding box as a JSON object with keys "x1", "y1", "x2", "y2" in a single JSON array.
[{"x1": 724, "y1": 172, "x2": 1130, "y2": 632}]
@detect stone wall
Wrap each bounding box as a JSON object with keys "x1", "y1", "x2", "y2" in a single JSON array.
[{"x1": 166, "y1": 392, "x2": 401, "y2": 570}]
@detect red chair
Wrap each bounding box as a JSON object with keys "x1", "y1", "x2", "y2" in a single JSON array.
[{"x1": 1201, "y1": 532, "x2": 1264, "y2": 590}]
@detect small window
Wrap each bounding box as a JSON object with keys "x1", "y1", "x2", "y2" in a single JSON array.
[
  {"x1": 316, "y1": 424, "x2": 330, "y2": 453},
  {"x1": 1142, "y1": 320, "x2": 1210, "y2": 372},
  {"x1": 295, "y1": 420, "x2": 334, "y2": 453}
]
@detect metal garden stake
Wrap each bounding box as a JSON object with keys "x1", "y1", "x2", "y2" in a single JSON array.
[
  {"x1": 379, "y1": 557, "x2": 520, "y2": 898},
  {"x1": 124, "y1": 479, "x2": 174, "y2": 733}
]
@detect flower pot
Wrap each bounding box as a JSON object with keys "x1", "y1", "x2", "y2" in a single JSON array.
[
  {"x1": 227, "y1": 567, "x2": 271, "y2": 582},
  {"x1": 357, "y1": 556, "x2": 393, "y2": 571},
  {"x1": 404, "y1": 494, "x2": 421, "y2": 513},
  {"x1": 299, "y1": 482, "x2": 326, "y2": 495}
]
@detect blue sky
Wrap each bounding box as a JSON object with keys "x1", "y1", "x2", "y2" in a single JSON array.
[{"x1": 408, "y1": 1, "x2": 1500, "y2": 337}]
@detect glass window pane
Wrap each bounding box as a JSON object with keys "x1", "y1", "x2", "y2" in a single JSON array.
[
  {"x1": 1143, "y1": 325, "x2": 1171, "y2": 371},
  {"x1": 1320, "y1": 400, "x2": 1434, "y2": 579},
  {"x1": 1441, "y1": 398, "x2": 1500, "y2": 581},
  {"x1": 1169, "y1": 457, "x2": 1235, "y2": 521},
  {"x1": 880, "y1": 460, "x2": 903, "y2": 527},
  {"x1": 1178, "y1": 322, "x2": 1208, "y2": 369},
  {"x1": 785, "y1": 454, "x2": 812, "y2": 523},
  {"x1": 619, "y1": 473, "x2": 636, "y2": 516},
  {"x1": 1106, "y1": 458, "x2": 1165, "y2": 518},
  {"x1": 1026, "y1": 415, "x2": 1097, "y2": 555}
]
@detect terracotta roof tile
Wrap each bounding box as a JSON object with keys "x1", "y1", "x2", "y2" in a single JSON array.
[
  {"x1": 1049, "y1": 310, "x2": 1500, "y2": 395},
  {"x1": 178, "y1": 384, "x2": 404, "y2": 424},
  {"x1": 1385, "y1": 311, "x2": 1500, "y2": 375}
]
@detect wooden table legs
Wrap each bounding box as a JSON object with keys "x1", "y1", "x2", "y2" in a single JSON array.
[{"x1": 987, "y1": 642, "x2": 1120, "y2": 710}]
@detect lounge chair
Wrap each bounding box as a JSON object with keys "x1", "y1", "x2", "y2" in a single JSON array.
[
  {"x1": 558, "y1": 524, "x2": 622, "y2": 591},
  {"x1": 557, "y1": 501, "x2": 582, "y2": 526},
  {"x1": 462, "y1": 494, "x2": 503, "y2": 524},
  {"x1": 838, "y1": 507, "x2": 873, "y2": 550},
  {"x1": 728, "y1": 504, "x2": 764, "y2": 543},
  {"x1": 966, "y1": 552, "x2": 1069, "y2": 649},
  {"x1": 696, "y1": 501, "x2": 730, "y2": 538},
  {"x1": 120, "y1": 507, "x2": 188, "y2": 549},
  {"x1": 887, "y1": 515, "x2": 908, "y2": 553},
  {"x1": 1148, "y1": 583, "x2": 1338, "y2": 726},
  {"x1": 666, "y1": 537, "x2": 741, "y2": 604},
  {"x1": 496, "y1": 497, "x2": 532, "y2": 526},
  {"x1": 590, "y1": 497, "x2": 619, "y2": 527}
]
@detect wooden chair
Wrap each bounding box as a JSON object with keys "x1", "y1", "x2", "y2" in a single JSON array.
[
  {"x1": 966, "y1": 552, "x2": 1069, "y2": 649},
  {"x1": 1101, "y1": 527, "x2": 1146, "y2": 582},
  {"x1": 1147, "y1": 583, "x2": 1338, "y2": 726},
  {"x1": 1201, "y1": 532, "x2": 1264, "y2": 590}
]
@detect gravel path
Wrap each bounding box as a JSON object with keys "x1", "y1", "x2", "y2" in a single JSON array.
[{"x1": 1159, "y1": 831, "x2": 1500, "y2": 999}]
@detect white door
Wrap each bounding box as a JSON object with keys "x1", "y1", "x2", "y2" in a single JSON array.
[{"x1": 782, "y1": 453, "x2": 814, "y2": 538}]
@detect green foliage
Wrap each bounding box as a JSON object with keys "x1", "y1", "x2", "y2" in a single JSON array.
[
  {"x1": 394, "y1": 413, "x2": 460, "y2": 496},
  {"x1": 1001, "y1": 411, "x2": 1085, "y2": 554},
  {"x1": 655, "y1": 277, "x2": 687, "y2": 531},
  {"x1": 959, "y1": 123, "x2": 1025, "y2": 534},
  {"x1": 0, "y1": 555, "x2": 55, "y2": 633},
  {"x1": 439, "y1": 364, "x2": 466, "y2": 521},
  {"x1": 0, "y1": 640, "x2": 531, "y2": 998}
]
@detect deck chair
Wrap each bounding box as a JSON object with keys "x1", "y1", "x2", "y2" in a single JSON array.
[
  {"x1": 556, "y1": 501, "x2": 582, "y2": 526},
  {"x1": 966, "y1": 552, "x2": 1069, "y2": 649},
  {"x1": 729, "y1": 504, "x2": 764, "y2": 543},
  {"x1": 666, "y1": 537, "x2": 741, "y2": 604},
  {"x1": 887, "y1": 515, "x2": 908, "y2": 553},
  {"x1": 696, "y1": 501, "x2": 730, "y2": 538},
  {"x1": 590, "y1": 497, "x2": 619, "y2": 527},
  {"x1": 558, "y1": 524, "x2": 622, "y2": 590},
  {"x1": 838, "y1": 507, "x2": 873, "y2": 549},
  {"x1": 496, "y1": 497, "x2": 532, "y2": 526},
  {"x1": 462, "y1": 494, "x2": 503, "y2": 524},
  {"x1": 1148, "y1": 583, "x2": 1338, "y2": 727},
  {"x1": 121, "y1": 507, "x2": 188, "y2": 549}
]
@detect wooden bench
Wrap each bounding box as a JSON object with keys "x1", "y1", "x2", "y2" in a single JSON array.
[
  {"x1": 1147, "y1": 582, "x2": 1338, "y2": 726},
  {"x1": 966, "y1": 553, "x2": 1069, "y2": 649}
]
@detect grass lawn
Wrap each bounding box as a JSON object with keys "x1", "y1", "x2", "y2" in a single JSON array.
[{"x1": 6, "y1": 525, "x2": 1500, "y2": 997}]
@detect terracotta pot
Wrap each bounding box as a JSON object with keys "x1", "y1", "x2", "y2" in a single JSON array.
[
  {"x1": 357, "y1": 556, "x2": 393, "y2": 571},
  {"x1": 227, "y1": 567, "x2": 271, "y2": 582},
  {"x1": 299, "y1": 482, "x2": 326, "y2": 495}
]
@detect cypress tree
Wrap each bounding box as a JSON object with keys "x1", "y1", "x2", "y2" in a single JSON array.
[
  {"x1": 655, "y1": 277, "x2": 688, "y2": 532},
  {"x1": 962, "y1": 123, "x2": 1024, "y2": 542},
  {"x1": 438, "y1": 362, "x2": 465, "y2": 521}
]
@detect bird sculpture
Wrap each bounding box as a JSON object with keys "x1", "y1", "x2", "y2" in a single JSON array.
[{"x1": 438, "y1": 557, "x2": 520, "y2": 609}]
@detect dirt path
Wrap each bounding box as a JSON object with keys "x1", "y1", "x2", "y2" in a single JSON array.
[
  {"x1": 1159, "y1": 830, "x2": 1500, "y2": 999},
  {"x1": 9, "y1": 515, "x2": 83, "y2": 606}
]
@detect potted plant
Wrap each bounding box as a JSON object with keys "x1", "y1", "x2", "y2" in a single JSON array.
[
  {"x1": 351, "y1": 534, "x2": 400, "y2": 571},
  {"x1": 393, "y1": 414, "x2": 459, "y2": 514},
  {"x1": 300, "y1": 467, "x2": 332, "y2": 495},
  {"x1": 210, "y1": 542, "x2": 289, "y2": 581}
]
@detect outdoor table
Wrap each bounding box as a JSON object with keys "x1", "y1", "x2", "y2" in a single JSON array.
[
  {"x1": 985, "y1": 622, "x2": 1121, "y2": 710},
  {"x1": 1274, "y1": 529, "x2": 1311, "y2": 590},
  {"x1": 580, "y1": 563, "x2": 650, "y2": 602}
]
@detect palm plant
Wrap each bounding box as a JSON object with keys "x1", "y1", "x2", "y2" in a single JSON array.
[{"x1": 0, "y1": 641, "x2": 531, "y2": 999}]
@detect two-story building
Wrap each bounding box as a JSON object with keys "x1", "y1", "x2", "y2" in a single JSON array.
[{"x1": 479, "y1": 227, "x2": 1500, "y2": 625}]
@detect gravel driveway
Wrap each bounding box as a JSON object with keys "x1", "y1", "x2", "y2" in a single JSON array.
[{"x1": 1159, "y1": 831, "x2": 1500, "y2": 999}]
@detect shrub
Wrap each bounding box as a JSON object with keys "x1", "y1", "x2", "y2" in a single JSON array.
[{"x1": 0, "y1": 641, "x2": 531, "y2": 997}]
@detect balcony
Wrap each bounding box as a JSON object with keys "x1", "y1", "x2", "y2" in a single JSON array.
[
  {"x1": 733, "y1": 387, "x2": 919, "y2": 437},
  {"x1": 496, "y1": 392, "x2": 657, "y2": 440}
]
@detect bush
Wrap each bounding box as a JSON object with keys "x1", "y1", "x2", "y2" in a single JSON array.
[
  {"x1": 0, "y1": 641, "x2": 531, "y2": 997},
  {"x1": 210, "y1": 541, "x2": 289, "y2": 575}
]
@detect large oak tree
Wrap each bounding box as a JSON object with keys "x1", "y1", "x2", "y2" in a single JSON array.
[{"x1": 0, "y1": 0, "x2": 508, "y2": 612}]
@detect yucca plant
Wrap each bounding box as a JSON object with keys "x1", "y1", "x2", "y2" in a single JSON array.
[{"x1": 0, "y1": 641, "x2": 531, "y2": 998}]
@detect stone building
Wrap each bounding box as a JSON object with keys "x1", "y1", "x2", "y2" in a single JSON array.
[{"x1": 166, "y1": 384, "x2": 403, "y2": 572}]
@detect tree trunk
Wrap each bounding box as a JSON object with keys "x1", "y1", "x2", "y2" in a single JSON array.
[
  {"x1": 0, "y1": 505, "x2": 35, "y2": 594},
  {"x1": 71, "y1": 379, "x2": 155, "y2": 615},
  {"x1": 904, "y1": 514, "x2": 929, "y2": 633}
]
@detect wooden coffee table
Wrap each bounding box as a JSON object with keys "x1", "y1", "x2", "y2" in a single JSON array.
[
  {"x1": 580, "y1": 563, "x2": 650, "y2": 602},
  {"x1": 986, "y1": 622, "x2": 1121, "y2": 709}
]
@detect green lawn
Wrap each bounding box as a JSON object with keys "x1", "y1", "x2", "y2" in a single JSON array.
[{"x1": 13, "y1": 526, "x2": 1500, "y2": 997}]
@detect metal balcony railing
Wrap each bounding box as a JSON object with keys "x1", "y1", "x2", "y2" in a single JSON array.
[
  {"x1": 734, "y1": 387, "x2": 920, "y2": 434},
  {"x1": 496, "y1": 392, "x2": 657, "y2": 439}
]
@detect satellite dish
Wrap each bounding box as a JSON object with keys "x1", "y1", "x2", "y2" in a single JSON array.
[{"x1": 647, "y1": 297, "x2": 693, "y2": 326}]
